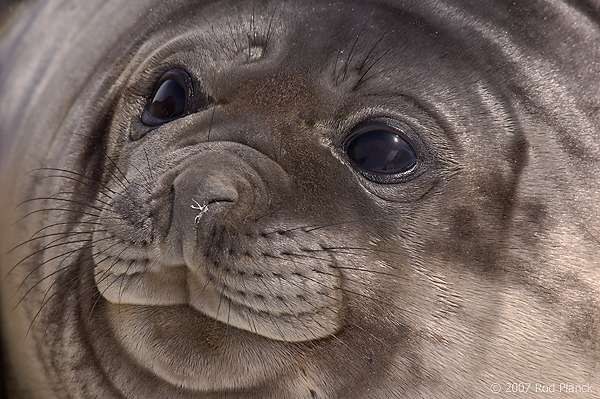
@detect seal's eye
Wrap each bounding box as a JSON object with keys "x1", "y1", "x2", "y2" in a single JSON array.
[
  {"x1": 346, "y1": 120, "x2": 417, "y2": 182},
  {"x1": 142, "y1": 69, "x2": 192, "y2": 126},
  {"x1": 149, "y1": 79, "x2": 185, "y2": 119}
]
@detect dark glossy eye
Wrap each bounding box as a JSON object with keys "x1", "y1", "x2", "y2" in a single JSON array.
[
  {"x1": 142, "y1": 69, "x2": 191, "y2": 126},
  {"x1": 346, "y1": 120, "x2": 417, "y2": 180}
]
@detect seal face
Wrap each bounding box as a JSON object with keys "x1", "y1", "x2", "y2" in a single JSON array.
[{"x1": 2, "y1": 0, "x2": 600, "y2": 398}]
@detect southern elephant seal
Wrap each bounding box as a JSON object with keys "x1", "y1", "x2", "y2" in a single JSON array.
[{"x1": 1, "y1": 0, "x2": 600, "y2": 397}]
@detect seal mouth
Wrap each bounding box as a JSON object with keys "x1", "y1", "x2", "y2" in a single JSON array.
[
  {"x1": 95, "y1": 258, "x2": 189, "y2": 306},
  {"x1": 94, "y1": 241, "x2": 345, "y2": 342}
]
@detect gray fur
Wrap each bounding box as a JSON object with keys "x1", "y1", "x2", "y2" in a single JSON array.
[{"x1": 1, "y1": 0, "x2": 600, "y2": 397}]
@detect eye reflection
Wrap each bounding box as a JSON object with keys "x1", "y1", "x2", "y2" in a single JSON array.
[{"x1": 346, "y1": 125, "x2": 417, "y2": 176}]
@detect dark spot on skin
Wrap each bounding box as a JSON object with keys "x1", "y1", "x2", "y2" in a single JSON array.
[
  {"x1": 557, "y1": 129, "x2": 600, "y2": 162},
  {"x1": 455, "y1": 210, "x2": 501, "y2": 272},
  {"x1": 516, "y1": 200, "x2": 549, "y2": 245},
  {"x1": 432, "y1": 133, "x2": 528, "y2": 275},
  {"x1": 426, "y1": 206, "x2": 501, "y2": 275},
  {"x1": 505, "y1": 131, "x2": 529, "y2": 168},
  {"x1": 477, "y1": 171, "x2": 514, "y2": 221},
  {"x1": 479, "y1": 133, "x2": 529, "y2": 221},
  {"x1": 451, "y1": 206, "x2": 478, "y2": 239},
  {"x1": 522, "y1": 200, "x2": 548, "y2": 225},
  {"x1": 566, "y1": 298, "x2": 600, "y2": 356}
]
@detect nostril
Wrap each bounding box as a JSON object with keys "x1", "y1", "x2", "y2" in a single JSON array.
[
  {"x1": 192, "y1": 175, "x2": 240, "y2": 204},
  {"x1": 169, "y1": 151, "x2": 272, "y2": 247},
  {"x1": 172, "y1": 166, "x2": 246, "y2": 231},
  {"x1": 174, "y1": 170, "x2": 239, "y2": 205},
  {"x1": 190, "y1": 198, "x2": 236, "y2": 225}
]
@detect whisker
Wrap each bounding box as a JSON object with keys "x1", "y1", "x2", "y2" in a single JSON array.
[
  {"x1": 24, "y1": 242, "x2": 110, "y2": 340},
  {"x1": 355, "y1": 45, "x2": 397, "y2": 88},
  {"x1": 250, "y1": 263, "x2": 319, "y2": 345},
  {"x1": 15, "y1": 237, "x2": 115, "y2": 294},
  {"x1": 18, "y1": 190, "x2": 112, "y2": 208},
  {"x1": 117, "y1": 259, "x2": 138, "y2": 305},
  {"x1": 263, "y1": 6, "x2": 278, "y2": 48},
  {"x1": 302, "y1": 220, "x2": 362, "y2": 233},
  {"x1": 15, "y1": 253, "x2": 81, "y2": 309},
  {"x1": 27, "y1": 168, "x2": 116, "y2": 197},
  {"x1": 8, "y1": 238, "x2": 95, "y2": 279},
  {"x1": 17, "y1": 196, "x2": 104, "y2": 212},
  {"x1": 341, "y1": 17, "x2": 370, "y2": 84},
  {"x1": 8, "y1": 223, "x2": 101, "y2": 253},
  {"x1": 310, "y1": 269, "x2": 419, "y2": 319},
  {"x1": 283, "y1": 259, "x2": 413, "y2": 338},
  {"x1": 35, "y1": 262, "x2": 97, "y2": 343},
  {"x1": 354, "y1": 28, "x2": 391, "y2": 89},
  {"x1": 330, "y1": 265, "x2": 423, "y2": 285},
  {"x1": 122, "y1": 154, "x2": 154, "y2": 196},
  {"x1": 21, "y1": 230, "x2": 97, "y2": 255},
  {"x1": 143, "y1": 148, "x2": 155, "y2": 182},
  {"x1": 92, "y1": 245, "x2": 134, "y2": 294},
  {"x1": 9, "y1": 207, "x2": 101, "y2": 229},
  {"x1": 308, "y1": 245, "x2": 404, "y2": 257},
  {"x1": 207, "y1": 104, "x2": 216, "y2": 142},
  {"x1": 248, "y1": 0, "x2": 256, "y2": 60},
  {"x1": 104, "y1": 154, "x2": 132, "y2": 186}
]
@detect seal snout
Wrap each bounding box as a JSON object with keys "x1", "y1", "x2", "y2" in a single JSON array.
[
  {"x1": 176, "y1": 170, "x2": 240, "y2": 228},
  {"x1": 170, "y1": 151, "x2": 268, "y2": 249},
  {"x1": 160, "y1": 147, "x2": 344, "y2": 341}
]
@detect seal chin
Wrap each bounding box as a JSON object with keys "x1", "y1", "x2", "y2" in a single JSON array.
[{"x1": 103, "y1": 303, "x2": 297, "y2": 392}]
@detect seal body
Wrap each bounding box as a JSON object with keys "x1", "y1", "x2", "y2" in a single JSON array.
[{"x1": 2, "y1": 0, "x2": 600, "y2": 397}]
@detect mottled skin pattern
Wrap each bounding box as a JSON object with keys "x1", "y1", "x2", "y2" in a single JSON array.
[{"x1": 1, "y1": 0, "x2": 600, "y2": 398}]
